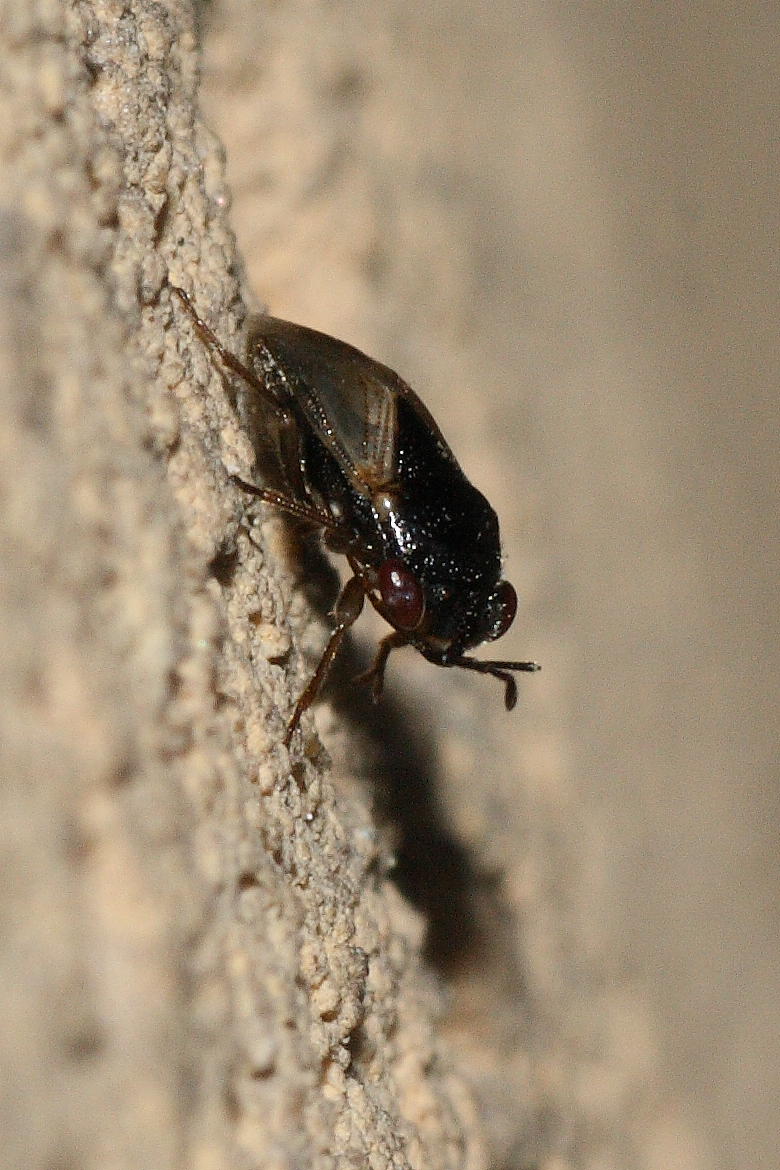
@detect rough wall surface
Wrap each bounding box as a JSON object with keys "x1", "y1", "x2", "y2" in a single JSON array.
[
  {"x1": 9, "y1": 0, "x2": 771, "y2": 1168},
  {"x1": 0, "y1": 0, "x2": 617, "y2": 1163},
  {"x1": 0, "y1": 2, "x2": 499, "y2": 1167},
  {"x1": 198, "y1": 4, "x2": 780, "y2": 1169}
]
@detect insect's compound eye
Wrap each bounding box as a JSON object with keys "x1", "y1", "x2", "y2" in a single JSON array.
[
  {"x1": 485, "y1": 580, "x2": 517, "y2": 642},
  {"x1": 378, "y1": 559, "x2": 425, "y2": 631}
]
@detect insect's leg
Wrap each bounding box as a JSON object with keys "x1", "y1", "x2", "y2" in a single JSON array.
[
  {"x1": 284, "y1": 574, "x2": 367, "y2": 746},
  {"x1": 174, "y1": 288, "x2": 337, "y2": 535},
  {"x1": 452, "y1": 656, "x2": 541, "y2": 711},
  {"x1": 172, "y1": 286, "x2": 287, "y2": 419},
  {"x1": 231, "y1": 474, "x2": 349, "y2": 533},
  {"x1": 353, "y1": 630, "x2": 409, "y2": 704}
]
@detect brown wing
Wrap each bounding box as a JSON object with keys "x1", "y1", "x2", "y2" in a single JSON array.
[{"x1": 246, "y1": 316, "x2": 457, "y2": 493}]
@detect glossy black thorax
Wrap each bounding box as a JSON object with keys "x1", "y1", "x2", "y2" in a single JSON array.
[{"x1": 298, "y1": 393, "x2": 503, "y2": 653}]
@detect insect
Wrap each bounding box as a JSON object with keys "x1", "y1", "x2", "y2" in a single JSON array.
[{"x1": 173, "y1": 287, "x2": 539, "y2": 746}]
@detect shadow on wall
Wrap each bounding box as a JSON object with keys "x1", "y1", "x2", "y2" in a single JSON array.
[{"x1": 294, "y1": 534, "x2": 529, "y2": 992}]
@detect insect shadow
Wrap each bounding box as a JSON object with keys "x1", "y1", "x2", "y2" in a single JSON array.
[
  {"x1": 231, "y1": 493, "x2": 498, "y2": 976},
  {"x1": 296, "y1": 541, "x2": 516, "y2": 978},
  {"x1": 276, "y1": 454, "x2": 528, "y2": 974}
]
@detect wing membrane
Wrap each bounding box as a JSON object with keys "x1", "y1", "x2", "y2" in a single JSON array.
[{"x1": 247, "y1": 316, "x2": 454, "y2": 492}]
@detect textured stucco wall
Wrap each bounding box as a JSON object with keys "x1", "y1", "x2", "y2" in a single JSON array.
[
  {"x1": 199, "y1": 4, "x2": 780, "y2": 1168},
  {"x1": 0, "y1": 2, "x2": 498, "y2": 1166},
  {"x1": 4, "y1": 1, "x2": 775, "y2": 1168},
  {"x1": 0, "y1": 1, "x2": 601, "y2": 1166}
]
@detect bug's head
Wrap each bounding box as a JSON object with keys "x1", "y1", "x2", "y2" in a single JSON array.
[
  {"x1": 373, "y1": 558, "x2": 517, "y2": 652},
  {"x1": 368, "y1": 558, "x2": 539, "y2": 710},
  {"x1": 427, "y1": 574, "x2": 519, "y2": 658}
]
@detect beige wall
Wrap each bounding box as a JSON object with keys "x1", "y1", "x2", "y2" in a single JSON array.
[{"x1": 202, "y1": 3, "x2": 779, "y2": 1166}]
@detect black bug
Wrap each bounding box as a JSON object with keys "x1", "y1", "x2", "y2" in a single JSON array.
[{"x1": 173, "y1": 287, "x2": 539, "y2": 745}]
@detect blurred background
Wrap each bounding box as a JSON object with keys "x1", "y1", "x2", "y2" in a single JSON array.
[{"x1": 198, "y1": 2, "x2": 779, "y2": 1166}]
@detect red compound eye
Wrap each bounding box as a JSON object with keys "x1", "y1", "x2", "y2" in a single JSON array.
[
  {"x1": 378, "y1": 559, "x2": 425, "y2": 631},
  {"x1": 486, "y1": 580, "x2": 517, "y2": 641}
]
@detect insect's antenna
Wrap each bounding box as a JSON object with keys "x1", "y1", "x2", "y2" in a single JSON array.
[{"x1": 454, "y1": 656, "x2": 541, "y2": 711}]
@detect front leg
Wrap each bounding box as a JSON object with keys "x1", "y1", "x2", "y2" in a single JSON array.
[
  {"x1": 285, "y1": 574, "x2": 366, "y2": 746},
  {"x1": 353, "y1": 630, "x2": 410, "y2": 704}
]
